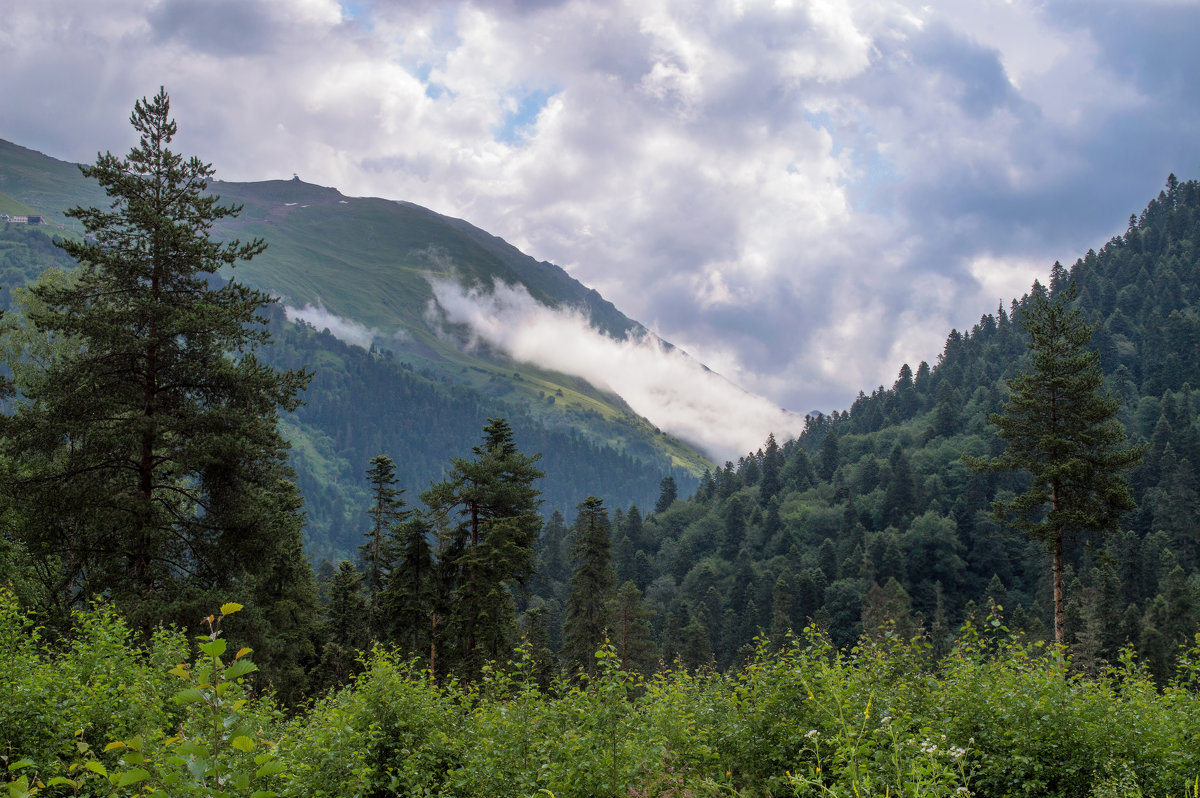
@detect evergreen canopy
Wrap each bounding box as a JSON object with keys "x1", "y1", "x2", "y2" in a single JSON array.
[
  {"x1": 0, "y1": 89, "x2": 313, "y2": 639},
  {"x1": 969, "y1": 283, "x2": 1144, "y2": 645}
]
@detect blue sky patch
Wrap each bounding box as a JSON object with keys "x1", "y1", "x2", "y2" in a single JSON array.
[{"x1": 493, "y1": 88, "x2": 557, "y2": 145}]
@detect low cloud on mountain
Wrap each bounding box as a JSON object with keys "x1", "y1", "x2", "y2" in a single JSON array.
[
  {"x1": 283, "y1": 301, "x2": 379, "y2": 349},
  {"x1": 3, "y1": 0, "x2": 1198, "y2": 414},
  {"x1": 427, "y1": 277, "x2": 805, "y2": 461}
]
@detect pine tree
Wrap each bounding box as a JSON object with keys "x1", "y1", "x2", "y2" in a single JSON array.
[
  {"x1": 610, "y1": 580, "x2": 658, "y2": 674},
  {"x1": 384, "y1": 516, "x2": 434, "y2": 657},
  {"x1": 562, "y1": 496, "x2": 617, "y2": 675},
  {"x1": 655, "y1": 475, "x2": 678, "y2": 514},
  {"x1": 967, "y1": 285, "x2": 1144, "y2": 647},
  {"x1": 361, "y1": 454, "x2": 411, "y2": 641},
  {"x1": 315, "y1": 560, "x2": 369, "y2": 689},
  {"x1": 759, "y1": 433, "x2": 783, "y2": 505},
  {"x1": 818, "y1": 430, "x2": 840, "y2": 481},
  {"x1": 0, "y1": 89, "x2": 315, "y2": 657},
  {"x1": 422, "y1": 417, "x2": 543, "y2": 678}
]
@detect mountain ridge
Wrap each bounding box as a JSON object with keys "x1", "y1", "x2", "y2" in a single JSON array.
[{"x1": 0, "y1": 136, "x2": 712, "y2": 560}]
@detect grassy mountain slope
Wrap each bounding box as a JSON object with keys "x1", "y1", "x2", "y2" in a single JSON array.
[
  {"x1": 0, "y1": 139, "x2": 708, "y2": 561},
  {"x1": 206, "y1": 178, "x2": 706, "y2": 469},
  {"x1": 0, "y1": 141, "x2": 707, "y2": 475}
]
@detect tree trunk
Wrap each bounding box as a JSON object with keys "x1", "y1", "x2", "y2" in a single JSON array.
[
  {"x1": 1051, "y1": 478, "x2": 1065, "y2": 652},
  {"x1": 1053, "y1": 530, "x2": 1065, "y2": 650},
  {"x1": 429, "y1": 611, "x2": 438, "y2": 680}
]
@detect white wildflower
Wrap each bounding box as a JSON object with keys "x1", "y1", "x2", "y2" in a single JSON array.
[{"x1": 805, "y1": 729, "x2": 819, "y2": 738}]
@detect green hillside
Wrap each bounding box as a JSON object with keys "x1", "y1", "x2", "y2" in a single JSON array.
[
  {"x1": 0, "y1": 139, "x2": 108, "y2": 227},
  {"x1": 204, "y1": 178, "x2": 701, "y2": 469},
  {"x1": 552, "y1": 175, "x2": 1200, "y2": 680},
  {"x1": 0, "y1": 139, "x2": 709, "y2": 561}
]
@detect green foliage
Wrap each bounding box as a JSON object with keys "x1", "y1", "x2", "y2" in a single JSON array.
[
  {"x1": 967, "y1": 283, "x2": 1144, "y2": 645},
  {"x1": 275, "y1": 651, "x2": 460, "y2": 796},
  {"x1": 5, "y1": 593, "x2": 1200, "y2": 797},
  {"x1": 562, "y1": 497, "x2": 616, "y2": 675},
  {"x1": 0, "y1": 90, "x2": 318, "y2": 686},
  {"x1": 360, "y1": 454, "x2": 412, "y2": 641},
  {"x1": 422, "y1": 418, "x2": 545, "y2": 679},
  {"x1": 100, "y1": 602, "x2": 285, "y2": 797},
  {"x1": 0, "y1": 588, "x2": 184, "y2": 782}
]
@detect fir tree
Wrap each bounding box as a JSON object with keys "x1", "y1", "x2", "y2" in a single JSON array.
[
  {"x1": 759, "y1": 433, "x2": 783, "y2": 505},
  {"x1": 562, "y1": 496, "x2": 617, "y2": 675},
  {"x1": 967, "y1": 285, "x2": 1144, "y2": 647},
  {"x1": 655, "y1": 475, "x2": 678, "y2": 514},
  {"x1": 422, "y1": 417, "x2": 543, "y2": 678},
  {"x1": 610, "y1": 580, "x2": 658, "y2": 674},
  {"x1": 361, "y1": 454, "x2": 411, "y2": 641},
  {"x1": 316, "y1": 560, "x2": 369, "y2": 689},
  {"x1": 384, "y1": 516, "x2": 434, "y2": 657},
  {"x1": 818, "y1": 430, "x2": 840, "y2": 481},
  {"x1": 0, "y1": 89, "x2": 315, "y2": 668}
]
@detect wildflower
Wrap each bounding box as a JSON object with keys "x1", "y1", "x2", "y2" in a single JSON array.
[
  {"x1": 880, "y1": 716, "x2": 892, "y2": 725},
  {"x1": 806, "y1": 729, "x2": 819, "y2": 738},
  {"x1": 949, "y1": 746, "x2": 966, "y2": 759}
]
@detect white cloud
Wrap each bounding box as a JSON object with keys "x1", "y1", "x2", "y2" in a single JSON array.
[
  {"x1": 283, "y1": 302, "x2": 379, "y2": 349},
  {"x1": 426, "y1": 277, "x2": 805, "y2": 460},
  {"x1": 1, "y1": 0, "x2": 1197, "y2": 419},
  {"x1": 967, "y1": 254, "x2": 1046, "y2": 307}
]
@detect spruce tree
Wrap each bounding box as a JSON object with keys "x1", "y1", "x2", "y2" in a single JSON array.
[
  {"x1": 818, "y1": 430, "x2": 840, "y2": 481},
  {"x1": 361, "y1": 454, "x2": 411, "y2": 641},
  {"x1": 967, "y1": 284, "x2": 1144, "y2": 647},
  {"x1": 655, "y1": 475, "x2": 678, "y2": 514},
  {"x1": 314, "y1": 560, "x2": 369, "y2": 689},
  {"x1": 422, "y1": 417, "x2": 543, "y2": 678},
  {"x1": 562, "y1": 496, "x2": 617, "y2": 675},
  {"x1": 610, "y1": 580, "x2": 658, "y2": 674},
  {"x1": 385, "y1": 515, "x2": 435, "y2": 657},
  {"x1": 759, "y1": 432, "x2": 783, "y2": 505},
  {"x1": 1, "y1": 90, "x2": 315, "y2": 661}
]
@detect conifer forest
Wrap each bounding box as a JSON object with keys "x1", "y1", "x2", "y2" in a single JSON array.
[{"x1": 3, "y1": 92, "x2": 1200, "y2": 797}]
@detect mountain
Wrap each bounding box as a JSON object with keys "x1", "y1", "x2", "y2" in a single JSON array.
[
  {"x1": 0, "y1": 138, "x2": 710, "y2": 561},
  {"x1": 528, "y1": 175, "x2": 1200, "y2": 678}
]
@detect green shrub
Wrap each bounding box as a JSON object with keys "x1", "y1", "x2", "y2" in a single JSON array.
[{"x1": 0, "y1": 588, "x2": 184, "y2": 782}]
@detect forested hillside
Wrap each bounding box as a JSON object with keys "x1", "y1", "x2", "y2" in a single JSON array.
[
  {"x1": 0, "y1": 160, "x2": 702, "y2": 564},
  {"x1": 0, "y1": 222, "x2": 696, "y2": 562},
  {"x1": 533, "y1": 175, "x2": 1200, "y2": 679},
  {"x1": 260, "y1": 307, "x2": 698, "y2": 560},
  {"x1": 4, "y1": 99, "x2": 1200, "y2": 798}
]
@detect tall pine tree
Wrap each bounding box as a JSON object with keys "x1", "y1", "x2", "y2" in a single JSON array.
[
  {"x1": 967, "y1": 284, "x2": 1144, "y2": 647},
  {"x1": 422, "y1": 418, "x2": 543, "y2": 678},
  {"x1": 361, "y1": 454, "x2": 411, "y2": 641},
  {"x1": 0, "y1": 90, "x2": 316, "y2": 675},
  {"x1": 562, "y1": 496, "x2": 616, "y2": 675}
]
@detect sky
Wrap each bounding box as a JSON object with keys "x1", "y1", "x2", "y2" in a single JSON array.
[{"x1": 3, "y1": 0, "x2": 1200, "y2": 453}]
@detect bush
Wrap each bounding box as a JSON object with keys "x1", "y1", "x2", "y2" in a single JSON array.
[{"x1": 5, "y1": 594, "x2": 1200, "y2": 797}]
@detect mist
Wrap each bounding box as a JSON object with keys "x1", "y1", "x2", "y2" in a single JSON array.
[
  {"x1": 283, "y1": 302, "x2": 378, "y2": 350},
  {"x1": 427, "y1": 278, "x2": 806, "y2": 462}
]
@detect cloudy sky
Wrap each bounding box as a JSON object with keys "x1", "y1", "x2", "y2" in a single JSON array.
[{"x1": 3, "y1": 0, "x2": 1199, "y2": 427}]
